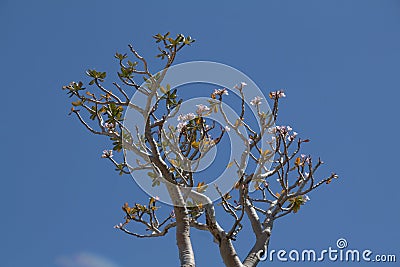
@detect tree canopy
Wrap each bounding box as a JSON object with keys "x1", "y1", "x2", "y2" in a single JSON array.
[{"x1": 63, "y1": 32, "x2": 338, "y2": 267}]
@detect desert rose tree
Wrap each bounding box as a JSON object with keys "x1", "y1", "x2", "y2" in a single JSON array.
[{"x1": 62, "y1": 32, "x2": 338, "y2": 267}]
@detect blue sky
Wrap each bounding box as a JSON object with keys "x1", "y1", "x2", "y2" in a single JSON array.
[{"x1": 1, "y1": 0, "x2": 399, "y2": 266}]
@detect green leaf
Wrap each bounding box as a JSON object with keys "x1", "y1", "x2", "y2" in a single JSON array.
[
  {"x1": 115, "y1": 52, "x2": 127, "y2": 60},
  {"x1": 147, "y1": 172, "x2": 157, "y2": 178}
]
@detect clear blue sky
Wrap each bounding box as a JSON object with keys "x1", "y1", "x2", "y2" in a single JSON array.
[{"x1": 1, "y1": 0, "x2": 399, "y2": 266}]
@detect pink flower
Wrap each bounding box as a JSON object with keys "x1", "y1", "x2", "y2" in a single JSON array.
[
  {"x1": 196, "y1": 104, "x2": 210, "y2": 115},
  {"x1": 250, "y1": 96, "x2": 263, "y2": 106}
]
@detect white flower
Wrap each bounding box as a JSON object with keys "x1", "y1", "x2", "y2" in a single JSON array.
[
  {"x1": 114, "y1": 224, "x2": 121, "y2": 229},
  {"x1": 101, "y1": 150, "x2": 113, "y2": 158},
  {"x1": 288, "y1": 131, "x2": 298, "y2": 141},
  {"x1": 178, "y1": 112, "x2": 196, "y2": 122},
  {"x1": 276, "y1": 125, "x2": 294, "y2": 136},
  {"x1": 302, "y1": 195, "x2": 310, "y2": 203},
  {"x1": 276, "y1": 125, "x2": 287, "y2": 134},
  {"x1": 103, "y1": 122, "x2": 116, "y2": 133},
  {"x1": 250, "y1": 96, "x2": 263, "y2": 106},
  {"x1": 234, "y1": 82, "x2": 247, "y2": 90},
  {"x1": 104, "y1": 122, "x2": 114, "y2": 129},
  {"x1": 213, "y1": 88, "x2": 229, "y2": 95},
  {"x1": 225, "y1": 126, "x2": 231, "y2": 132},
  {"x1": 268, "y1": 127, "x2": 277, "y2": 134},
  {"x1": 186, "y1": 113, "x2": 196, "y2": 121},
  {"x1": 269, "y1": 90, "x2": 286, "y2": 99},
  {"x1": 176, "y1": 122, "x2": 187, "y2": 132},
  {"x1": 196, "y1": 104, "x2": 210, "y2": 115}
]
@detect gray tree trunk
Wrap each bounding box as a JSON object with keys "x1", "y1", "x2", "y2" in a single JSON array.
[{"x1": 175, "y1": 206, "x2": 196, "y2": 267}]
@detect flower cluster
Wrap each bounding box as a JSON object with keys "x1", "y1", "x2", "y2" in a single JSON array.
[
  {"x1": 273, "y1": 125, "x2": 298, "y2": 141},
  {"x1": 196, "y1": 104, "x2": 210, "y2": 115},
  {"x1": 101, "y1": 149, "x2": 113, "y2": 158},
  {"x1": 103, "y1": 122, "x2": 116, "y2": 133},
  {"x1": 177, "y1": 113, "x2": 196, "y2": 122},
  {"x1": 250, "y1": 96, "x2": 263, "y2": 106},
  {"x1": 176, "y1": 112, "x2": 197, "y2": 132},
  {"x1": 176, "y1": 122, "x2": 187, "y2": 132},
  {"x1": 276, "y1": 125, "x2": 292, "y2": 134},
  {"x1": 269, "y1": 90, "x2": 286, "y2": 99},
  {"x1": 211, "y1": 88, "x2": 229, "y2": 99}
]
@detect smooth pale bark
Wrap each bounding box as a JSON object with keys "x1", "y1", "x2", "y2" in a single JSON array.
[
  {"x1": 219, "y1": 236, "x2": 244, "y2": 267},
  {"x1": 175, "y1": 205, "x2": 196, "y2": 267},
  {"x1": 188, "y1": 191, "x2": 243, "y2": 267},
  {"x1": 165, "y1": 184, "x2": 196, "y2": 267},
  {"x1": 145, "y1": 119, "x2": 196, "y2": 267},
  {"x1": 243, "y1": 229, "x2": 271, "y2": 267}
]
